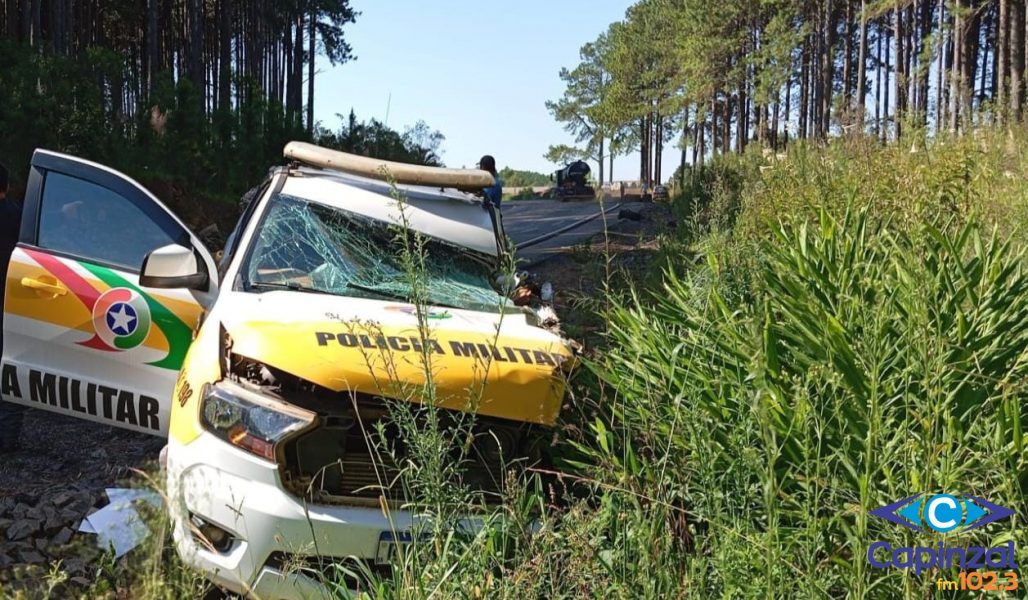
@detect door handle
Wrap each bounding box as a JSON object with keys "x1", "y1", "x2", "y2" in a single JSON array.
[{"x1": 21, "y1": 277, "x2": 67, "y2": 296}]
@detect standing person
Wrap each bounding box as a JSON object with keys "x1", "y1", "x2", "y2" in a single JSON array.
[
  {"x1": 0, "y1": 163, "x2": 24, "y2": 453},
  {"x1": 478, "y1": 155, "x2": 503, "y2": 209}
]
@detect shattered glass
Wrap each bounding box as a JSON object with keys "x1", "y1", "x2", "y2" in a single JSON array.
[{"x1": 241, "y1": 194, "x2": 509, "y2": 312}]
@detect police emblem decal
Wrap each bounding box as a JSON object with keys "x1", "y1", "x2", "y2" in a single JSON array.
[{"x1": 92, "y1": 288, "x2": 153, "y2": 350}]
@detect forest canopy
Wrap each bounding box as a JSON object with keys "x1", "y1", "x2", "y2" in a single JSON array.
[
  {"x1": 0, "y1": 1, "x2": 444, "y2": 196},
  {"x1": 550, "y1": 0, "x2": 1028, "y2": 187}
]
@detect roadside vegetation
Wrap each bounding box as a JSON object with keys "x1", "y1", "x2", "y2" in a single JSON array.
[
  {"x1": 344, "y1": 126, "x2": 1028, "y2": 599},
  {"x1": 13, "y1": 125, "x2": 1024, "y2": 600},
  {"x1": 499, "y1": 168, "x2": 552, "y2": 188},
  {"x1": 340, "y1": 126, "x2": 1028, "y2": 599}
]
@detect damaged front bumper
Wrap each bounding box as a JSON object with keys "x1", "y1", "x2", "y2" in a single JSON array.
[
  {"x1": 168, "y1": 432, "x2": 426, "y2": 598},
  {"x1": 165, "y1": 297, "x2": 573, "y2": 597}
]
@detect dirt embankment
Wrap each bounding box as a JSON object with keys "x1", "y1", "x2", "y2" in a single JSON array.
[
  {"x1": 533, "y1": 202, "x2": 672, "y2": 345},
  {"x1": 140, "y1": 178, "x2": 241, "y2": 247}
]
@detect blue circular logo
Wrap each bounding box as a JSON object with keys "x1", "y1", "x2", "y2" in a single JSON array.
[
  {"x1": 923, "y1": 494, "x2": 962, "y2": 532},
  {"x1": 106, "y1": 302, "x2": 139, "y2": 336}
]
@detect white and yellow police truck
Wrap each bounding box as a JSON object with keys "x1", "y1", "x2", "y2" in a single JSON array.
[{"x1": 0, "y1": 143, "x2": 573, "y2": 597}]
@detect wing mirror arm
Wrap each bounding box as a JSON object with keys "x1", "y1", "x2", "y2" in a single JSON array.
[{"x1": 140, "y1": 244, "x2": 209, "y2": 291}]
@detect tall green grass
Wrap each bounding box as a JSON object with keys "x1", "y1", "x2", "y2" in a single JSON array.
[{"x1": 599, "y1": 207, "x2": 1028, "y2": 597}]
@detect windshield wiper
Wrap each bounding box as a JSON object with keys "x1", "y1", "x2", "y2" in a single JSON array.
[
  {"x1": 345, "y1": 282, "x2": 412, "y2": 303},
  {"x1": 245, "y1": 280, "x2": 331, "y2": 295},
  {"x1": 346, "y1": 282, "x2": 465, "y2": 310}
]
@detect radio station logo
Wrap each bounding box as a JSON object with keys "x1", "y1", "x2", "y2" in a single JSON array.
[
  {"x1": 870, "y1": 493, "x2": 1014, "y2": 533},
  {"x1": 868, "y1": 492, "x2": 1018, "y2": 591}
]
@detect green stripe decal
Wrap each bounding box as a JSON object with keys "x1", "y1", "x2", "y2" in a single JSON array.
[{"x1": 80, "y1": 263, "x2": 194, "y2": 371}]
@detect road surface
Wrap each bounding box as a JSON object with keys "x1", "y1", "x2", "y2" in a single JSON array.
[{"x1": 501, "y1": 198, "x2": 646, "y2": 265}]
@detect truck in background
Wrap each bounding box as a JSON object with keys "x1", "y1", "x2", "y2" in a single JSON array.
[{"x1": 553, "y1": 161, "x2": 596, "y2": 202}]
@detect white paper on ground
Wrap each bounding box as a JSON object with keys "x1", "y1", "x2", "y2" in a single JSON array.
[
  {"x1": 105, "y1": 488, "x2": 162, "y2": 509},
  {"x1": 76, "y1": 518, "x2": 96, "y2": 534},
  {"x1": 75, "y1": 488, "x2": 165, "y2": 557}
]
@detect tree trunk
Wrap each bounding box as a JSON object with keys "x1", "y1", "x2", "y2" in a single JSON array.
[
  {"x1": 609, "y1": 145, "x2": 614, "y2": 184},
  {"x1": 723, "y1": 97, "x2": 732, "y2": 154},
  {"x1": 857, "y1": 0, "x2": 868, "y2": 120},
  {"x1": 913, "y1": 4, "x2": 919, "y2": 116},
  {"x1": 640, "y1": 117, "x2": 648, "y2": 183},
  {"x1": 895, "y1": 3, "x2": 905, "y2": 138},
  {"x1": 964, "y1": 2, "x2": 980, "y2": 125},
  {"x1": 692, "y1": 106, "x2": 702, "y2": 169},
  {"x1": 699, "y1": 103, "x2": 707, "y2": 166},
  {"x1": 146, "y1": 0, "x2": 159, "y2": 94},
  {"x1": 800, "y1": 38, "x2": 809, "y2": 139},
  {"x1": 1012, "y1": 0, "x2": 1025, "y2": 120},
  {"x1": 918, "y1": 0, "x2": 932, "y2": 126},
  {"x1": 884, "y1": 17, "x2": 892, "y2": 140},
  {"x1": 188, "y1": 0, "x2": 205, "y2": 95},
  {"x1": 844, "y1": 0, "x2": 853, "y2": 104},
  {"x1": 6, "y1": 0, "x2": 18, "y2": 40},
  {"x1": 219, "y1": 0, "x2": 232, "y2": 111},
  {"x1": 875, "y1": 21, "x2": 882, "y2": 135},
  {"x1": 936, "y1": 0, "x2": 946, "y2": 129},
  {"x1": 822, "y1": 2, "x2": 837, "y2": 138},
  {"x1": 18, "y1": 0, "x2": 30, "y2": 46},
  {"x1": 950, "y1": 3, "x2": 963, "y2": 132},
  {"x1": 293, "y1": 13, "x2": 304, "y2": 126},
  {"x1": 737, "y1": 81, "x2": 748, "y2": 151},
  {"x1": 645, "y1": 109, "x2": 653, "y2": 183},
  {"x1": 655, "y1": 114, "x2": 663, "y2": 184},
  {"x1": 784, "y1": 70, "x2": 792, "y2": 147},
  {"x1": 29, "y1": 0, "x2": 39, "y2": 47},
  {"x1": 307, "y1": 7, "x2": 316, "y2": 134},
  {"x1": 813, "y1": 18, "x2": 823, "y2": 136},
  {"x1": 1000, "y1": 0, "x2": 1010, "y2": 113},
  {"x1": 680, "y1": 106, "x2": 689, "y2": 187}
]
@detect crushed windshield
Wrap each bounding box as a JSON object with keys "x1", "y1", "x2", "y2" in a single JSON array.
[{"x1": 241, "y1": 193, "x2": 509, "y2": 312}]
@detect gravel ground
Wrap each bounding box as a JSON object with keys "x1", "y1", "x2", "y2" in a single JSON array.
[
  {"x1": 0, "y1": 410, "x2": 162, "y2": 497},
  {"x1": 0, "y1": 408, "x2": 163, "y2": 591}
]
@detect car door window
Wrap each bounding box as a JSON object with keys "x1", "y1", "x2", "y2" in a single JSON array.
[{"x1": 37, "y1": 172, "x2": 183, "y2": 272}]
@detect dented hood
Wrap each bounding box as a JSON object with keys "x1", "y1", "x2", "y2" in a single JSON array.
[{"x1": 218, "y1": 291, "x2": 572, "y2": 425}]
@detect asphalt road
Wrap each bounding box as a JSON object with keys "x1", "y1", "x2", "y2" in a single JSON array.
[{"x1": 501, "y1": 198, "x2": 646, "y2": 265}]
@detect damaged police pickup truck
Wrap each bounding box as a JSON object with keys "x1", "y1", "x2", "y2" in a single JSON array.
[{"x1": 0, "y1": 143, "x2": 574, "y2": 597}]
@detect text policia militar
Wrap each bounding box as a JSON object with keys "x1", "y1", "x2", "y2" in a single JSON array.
[
  {"x1": 0, "y1": 363, "x2": 160, "y2": 431},
  {"x1": 314, "y1": 331, "x2": 569, "y2": 367}
]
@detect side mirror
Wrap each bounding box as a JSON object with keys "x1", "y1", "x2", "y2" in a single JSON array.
[{"x1": 140, "y1": 244, "x2": 208, "y2": 290}]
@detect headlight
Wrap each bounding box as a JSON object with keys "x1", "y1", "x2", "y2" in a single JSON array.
[{"x1": 200, "y1": 382, "x2": 315, "y2": 461}]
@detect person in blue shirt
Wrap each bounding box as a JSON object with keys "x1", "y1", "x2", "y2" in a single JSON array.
[{"x1": 478, "y1": 155, "x2": 503, "y2": 209}]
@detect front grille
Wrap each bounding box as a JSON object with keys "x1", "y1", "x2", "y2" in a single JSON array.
[
  {"x1": 228, "y1": 355, "x2": 541, "y2": 506},
  {"x1": 282, "y1": 411, "x2": 404, "y2": 502},
  {"x1": 279, "y1": 398, "x2": 534, "y2": 505}
]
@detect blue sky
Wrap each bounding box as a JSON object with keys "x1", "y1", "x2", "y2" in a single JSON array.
[{"x1": 312, "y1": 0, "x2": 677, "y2": 181}]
